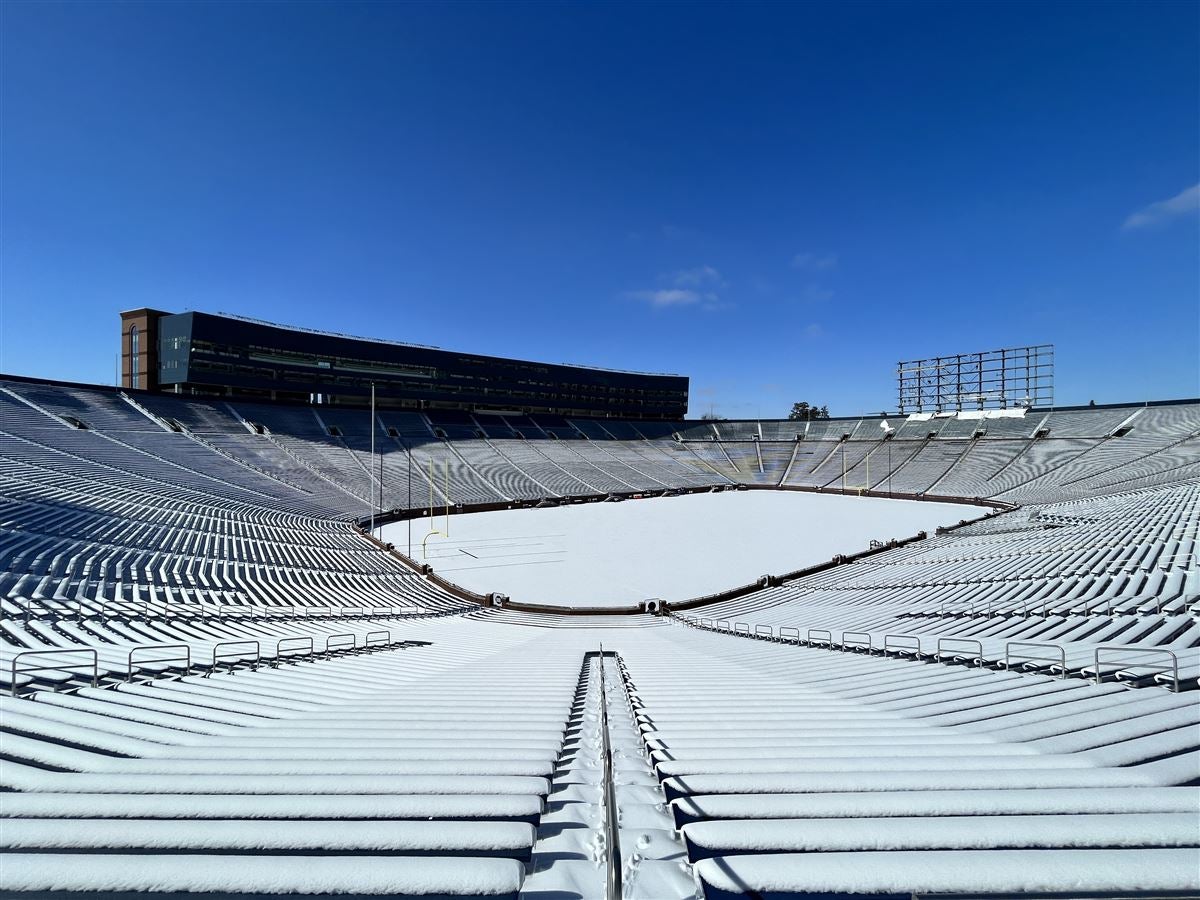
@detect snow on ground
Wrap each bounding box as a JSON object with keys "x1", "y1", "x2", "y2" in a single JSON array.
[{"x1": 384, "y1": 491, "x2": 989, "y2": 608}]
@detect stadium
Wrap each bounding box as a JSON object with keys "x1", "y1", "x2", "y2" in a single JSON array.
[
  {"x1": 3, "y1": 2, "x2": 1199, "y2": 898},
  {"x1": 0, "y1": 308, "x2": 1197, "y2": 900}
]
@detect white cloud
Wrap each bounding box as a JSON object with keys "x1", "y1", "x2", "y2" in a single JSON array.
[
  {"x1": 1122, "y1": 183, "x2": 1200, "y2": 230},
  {"x1": 625, "y1": 265, "x2": 729, "y2": 310},
  {"x1": 625, "y1": 288, "x2": 701, "y2": 308},
  {"x1": 791, "y1": 251, "x2": 838, "y2": 271}
]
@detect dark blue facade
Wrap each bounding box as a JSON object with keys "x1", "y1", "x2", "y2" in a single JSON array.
[{"x1": 153, "y1": 312, "x2": 688, "y2": 419}]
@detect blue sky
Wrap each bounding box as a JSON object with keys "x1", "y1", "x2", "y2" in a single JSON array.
[{"x1": 1, "y1": 0, "x2": 1197, "y2": 418}]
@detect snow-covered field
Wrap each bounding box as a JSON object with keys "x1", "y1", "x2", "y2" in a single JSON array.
[{"x1": 384, "y1": 491, "x2": 990, "y2": 607}]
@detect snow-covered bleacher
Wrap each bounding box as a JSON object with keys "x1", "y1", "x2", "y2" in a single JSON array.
[
  {"x1": 0, "y1": 382, "x2": 470, "y2": 630},
  {"x1": 1, "y1": 378, "x2": 1198, "y2": 898},
  {"x1": 672, "y1": 483, "x2": 1200, "y2": 689},
  {"x1": 624, "y1": 625, "x2": 1198, "y2": 898},
  {"x1": 1, "y1": 618, "x2": 580, "y2": 898}
]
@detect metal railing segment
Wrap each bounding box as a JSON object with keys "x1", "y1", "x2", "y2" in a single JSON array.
[
  {"x1": 324, "y1": 633, "x2": 357, "y2": 654},
  {"x1": 127, "y1": 644, "x2": 190, "y2": 682},
  {"x1": 884, "y1": 633, "x2": 921, "y2": 656},
  {"x1": 1005, "y1": 641, "x2": 1067, "y2": 678},
  {"x1": 10, "y1": 649, "x2": 98, "y2": 697},
  {"x1": 807, "y1": 628, "x2": 833, "y2": 647},
  {"x1": 936, "y1": 637, "x2": 983, "y2": 666},
  {"x1": 1094, "y1": 646, "x2": 1179, "y2": 692},
  {"x1": 275, "y1": 636, "x2": 315, "y2": 661},
  {"x1": 841, "y1": 631, "x2": 873, "y2": 652},
  {"x1": 210, "y1": 640, "x2": 260, "y2": 674}
]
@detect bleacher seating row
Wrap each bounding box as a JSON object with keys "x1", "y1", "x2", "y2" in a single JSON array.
[{"x1": 8, "y1": 380, "x2": 1197, "y2": 513}]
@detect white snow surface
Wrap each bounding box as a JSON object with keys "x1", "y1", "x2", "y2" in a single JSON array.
[
  {"x1": 681, "y1": 813, "x2": 1199, "y2": 852},
  {"x1": 0, "y1": 761, "x2": 548, "y2": 796},
  {"x1": 694, "y1": 848, "x2": 1200, "y2": 895},
  {"x1": 0, "y1": 792, "x2": 544, "y2": 820},
  {"x1": 387, "y1": 491, "x2": 986, "y2": 607},
  {"x1": 3, "y1": 818, "x2": 535, "y2": 851},
  {"x1": 669, "y1": 786, "x2": 1200, "y2": 820},
  {"x1": 0, "y1": 853, "x2": 525, "y2": 895}
]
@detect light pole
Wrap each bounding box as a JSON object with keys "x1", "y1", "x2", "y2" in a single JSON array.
[
  {"x1": 407, "y1": 442, "x2": 413, "y2": 558},
  {"x1": 378, "y1": 432, "x2": 384, "y2": 539},
  {"x1": 369, "y1": 382, "x2": 376, "y2": 538}
]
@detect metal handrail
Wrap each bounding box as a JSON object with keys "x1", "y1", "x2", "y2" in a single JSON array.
[
  {"x1": 127, "y1": 644, "x2": 190, "y2": 682},
  {"x1": 807, "y1": 628, "x2": 833, "y2": 646},
  {"x1": 597, "y1": 645, "x2": 622, "y2": 900},
  {"x1": 275, "y1": 636, "x2": 314, "y2": 660},
  {"x1": 671, "y1": 602, "x2": 1183, "y2": 695},
  {"x1": 842, "y1": 631, "x2": 872, "y2": 652},
  {"x1": 210, "y1": 640, "x2": 260, "y2": 674},
  {"x1": 324, "y1": 633, "x2": 356, "y2": 654},
  {"x1": 364, "y1": 630, "x2": 390, "y2": 647},
  {"x1": 1005, "y1": 641, "x2": 1067, "y2": 678},
  {"x1": 884, "y1": 634, "x2": 921, "y2": 656},
  {"x1": 10, "y1": 649, "x2": 98, "y2": 697},
  {"x1": 936, "y1": 637, "x2": 983, "y2": 666},
  {"x1": 1094, "y1": 646, "x2": 1179, "y2": 692}
]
